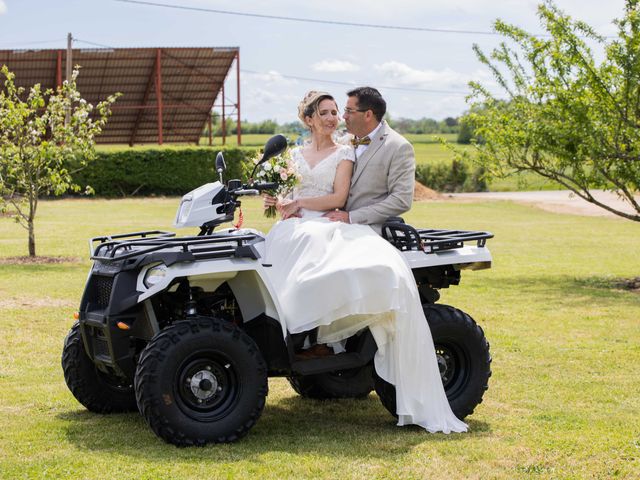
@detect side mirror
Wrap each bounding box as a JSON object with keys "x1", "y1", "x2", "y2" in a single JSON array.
[
  {"x1": 215, "y1": 152, "x2": 226, "y2": 182},
  {"x1": 249, "y1": 134, "x2": 288, "y2": 180},
  {"x1": 260, "y1": 134, "x2": 288, "y2": 163}
]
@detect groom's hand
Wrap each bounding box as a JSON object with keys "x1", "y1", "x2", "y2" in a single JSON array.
[
  {"x1": 324, "y1": 209, "x2": 350, "y2": 223},
  {"x1": 280, "y1": 199, "x2": 302, "y2": 219}
]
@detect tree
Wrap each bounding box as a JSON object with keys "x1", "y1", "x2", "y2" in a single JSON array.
[
  {"x1": 0, "y1": 66, "x2": 119, "y2": 256},
  {"x1": 457, "y1": 118, "x2": 474, "y2": 145},
  {"x1": 462, "y1": 0, "x2": 640, "y2": 221},
  {"x1": 444, "y1": 117, "x2": 459, "y2": 127}
]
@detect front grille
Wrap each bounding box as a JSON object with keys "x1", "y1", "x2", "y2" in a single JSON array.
[
  {"x1": 94, "y1": 338, "x2": 110, "y2": 357},
  {"x1": 93, "y1": 276, "x2": 113, "y2": 308}
]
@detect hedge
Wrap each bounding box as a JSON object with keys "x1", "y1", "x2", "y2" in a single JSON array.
[
  {"x1": 69, "y1": 147, "x2": 488, "y2": 197},
  {"x1": 415, "y1": 160, "x2": 487, "y2": 193},
  {"x1": 71, "y1": 147, "x2": 257, "y2": 197}
]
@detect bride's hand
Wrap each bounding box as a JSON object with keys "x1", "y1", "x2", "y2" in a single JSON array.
[{"x1": 263, "y1": 194, "x2": 277, "y2": 208}]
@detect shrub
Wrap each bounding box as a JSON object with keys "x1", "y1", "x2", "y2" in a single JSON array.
[
  {"x1": 416, "y1": 160, "x2": 487, "y2": 192},
  {"x1": 71, "y1": 147, "x2": 257, "y2": 197},
  {"x1": 457, "y1": 120, "x2": 474, "y2": 144}
]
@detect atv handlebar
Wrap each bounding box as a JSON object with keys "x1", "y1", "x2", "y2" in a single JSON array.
[
  {"x1": 234, "y1": 188, "x2": 260, "y2": 196},
  {"x1": 249, "y1": 182, "x2": 279, "y2": 191},
  {"x1": 230, "y1": 182, "x2": 279, "y2": 196}
]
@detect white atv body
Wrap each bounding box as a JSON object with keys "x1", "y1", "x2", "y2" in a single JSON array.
[{"x1": 62, "y1": 136, "x2": 493, "y2": 446}]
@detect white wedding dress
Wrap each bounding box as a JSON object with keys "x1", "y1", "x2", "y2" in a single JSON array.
[{"x1": 264, "y1": 144, "x2": 467, "y2": 433}]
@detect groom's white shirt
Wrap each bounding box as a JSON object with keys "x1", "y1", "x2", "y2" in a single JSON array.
[{"x1": 354, "y1": 122, "x2": 383, "y2": 159}]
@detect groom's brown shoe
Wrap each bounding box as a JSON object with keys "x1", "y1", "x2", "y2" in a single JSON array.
[{"x1": 295, "y1": 344, "x2": 333, "y2": 360}]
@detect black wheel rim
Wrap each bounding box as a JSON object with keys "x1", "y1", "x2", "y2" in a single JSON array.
[
  {"x1": 434, "y1": 340, "x2": 469, "y2": 401},
  {"x1": 175, "y1": 350, "x2": 240, "y2": 421}
]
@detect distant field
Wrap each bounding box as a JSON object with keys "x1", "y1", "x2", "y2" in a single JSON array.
[
  {"x1": 96, "y1": 133, "x2": 272, "y2": 151},
  {"x1": 197, "y1": 133, "x2": 276, "y2": 147}
]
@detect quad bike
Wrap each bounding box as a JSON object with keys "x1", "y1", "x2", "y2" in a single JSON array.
[{"x1": 62, "y1": 135, "x2": 493, "y2": 446}]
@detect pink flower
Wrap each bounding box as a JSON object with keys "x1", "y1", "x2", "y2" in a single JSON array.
[{"x1": 280, "y1": 172, "x2": 288, "y2": 181}]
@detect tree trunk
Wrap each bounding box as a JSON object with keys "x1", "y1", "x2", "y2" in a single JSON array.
[{"x1": 28, "y1": 218, "x2": 36, "y2": 257}]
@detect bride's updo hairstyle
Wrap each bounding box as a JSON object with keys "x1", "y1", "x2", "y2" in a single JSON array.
[{"x1": 297, "y1": 90, "x2": 336, "y2": 129}]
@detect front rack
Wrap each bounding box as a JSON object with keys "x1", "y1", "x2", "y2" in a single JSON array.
[
  {"x1": 382, "y1": 222, "x2": 493, "y2": 254},
  {"x1": 90, "y1": 230, "x2": 260, "y2": 262}
]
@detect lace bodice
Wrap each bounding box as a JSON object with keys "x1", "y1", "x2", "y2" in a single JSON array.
[{"x1": 292, "y1": 144, "x2": 355, "y2": 200}]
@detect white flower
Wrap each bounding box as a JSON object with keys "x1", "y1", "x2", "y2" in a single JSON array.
[{"x1": 263, "y1": 163, "x2": 272, "y2": 172}]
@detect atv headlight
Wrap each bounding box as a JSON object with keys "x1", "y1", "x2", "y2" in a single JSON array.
[
  {"x1": 144, "y1": 264, "x2": 167, "y2": 288},
  {"x1": 176, "y1": 196, "x2": 193, "y2": 225}
]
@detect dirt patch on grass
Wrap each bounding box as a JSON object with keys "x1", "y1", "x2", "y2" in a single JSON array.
[
  {"x1": 414, "y1": 181, "x2": 442, "y2": 201},
  {"x1": 0, "y1": 256, "x2": 82, "y2": 265},
  {"x1": 447, "y1": 190, "x2": 639, "y2": 218},
  {"x1": 577, "y1": 276, "x2": 640, "y2": 294},
  {"x1": 613, "y1": 277, "x2": 640, "y2": 293},
  {"x1": 0, "y1": 296, "x2": 77, "y2": 309}
]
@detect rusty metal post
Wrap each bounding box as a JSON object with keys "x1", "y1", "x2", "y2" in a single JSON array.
[
  {"x1": 221, "y1": 83, "x2": 226, "y2": 146},
  {"x1": 56, "y1": 50, "x2": 62, "y2": 88},
  {"x1": 208, "y1": 113, "x2": 212, "y2": 146},
  {"x1": 236, "y1": 50, "x2": 241, "y2": 146},
  {"x1": 155, "y1": 48, "x2": 163, "y2": 145}
]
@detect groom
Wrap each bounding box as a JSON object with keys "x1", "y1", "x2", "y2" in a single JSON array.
[{"x1": 324, "y1": 87, "x2": 415, "y2": 233}]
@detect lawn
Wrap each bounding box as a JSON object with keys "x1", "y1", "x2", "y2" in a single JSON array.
[{"x1": 1, "y1": 197, "x2": 639, "y2": 479}]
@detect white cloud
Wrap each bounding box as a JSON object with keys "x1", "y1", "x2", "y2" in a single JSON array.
[
  {"x1": 311, "y1": 59, "x2": 360, "y2": 73},
  {"x1": 374, "y1": 61, "x2": 477, "y2": 90},
  {"x1": 241, "y1": 88, "x2": 301, "y2": 122},
  {"x1": 244, "y1": 70, "x2": 298, "y2": 87},
  {"x1": 246, "y1": 87, "x2": 279, "y2": 105},
  {"x1": 0, "y1": 1, "x2": 7, "y2": 14},
  {"x1": 370, "y1": 61, "x2": 505, "y2": 119}
]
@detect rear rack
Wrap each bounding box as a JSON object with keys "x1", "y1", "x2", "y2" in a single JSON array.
[
  {"x1": 382, "y1": 222, "x2": 493, "y2": 254},
  {"x1": 90, "y1": 230, "x2": 260, "y2": 262}
]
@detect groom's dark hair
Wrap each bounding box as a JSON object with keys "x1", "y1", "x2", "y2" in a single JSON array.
[{"x1": 347, "y1": 86, "x2": 386, "y2": 122}]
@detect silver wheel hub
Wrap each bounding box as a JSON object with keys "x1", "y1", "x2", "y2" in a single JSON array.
[
  {"x1": 436, "y1": 354, "x2": 448, "y2": 378},
  {"x1": 189, "y1": 370, "x2": 219, "y2": 400}
]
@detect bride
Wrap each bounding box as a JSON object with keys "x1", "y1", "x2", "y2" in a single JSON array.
[{"x1": 263, "y1": 90, "x2": 468, "y2": 434}]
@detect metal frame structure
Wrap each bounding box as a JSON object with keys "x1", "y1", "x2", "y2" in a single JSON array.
[{"x1": 0, "y1": 46, "x2": 242, "y2": 145}]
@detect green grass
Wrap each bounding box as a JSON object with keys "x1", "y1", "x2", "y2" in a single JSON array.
[
  {"x1": 197, "y1": 133, "x2": 283, "y2": 147},
  {"x1": 1, "y1": 198, "x2": 639, "y2": 479}
]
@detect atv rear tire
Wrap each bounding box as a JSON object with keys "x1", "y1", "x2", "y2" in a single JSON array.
[
  {"x1": 287, "y1": 365, "x2": 374, "y2": 399},
  {"x1": 134, "y1": 316, "x2": 267, "y2": 446},
  {"x1": 61, "y1": 322, "x2": 137, "y2": 413},
  {"x1": 374, "y1": 304, "x2": 491, "y2": 420}
]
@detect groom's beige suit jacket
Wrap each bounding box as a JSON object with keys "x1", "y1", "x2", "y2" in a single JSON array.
[{"x1": 346, "y1": 121, "x2": 416, "y2": 233}]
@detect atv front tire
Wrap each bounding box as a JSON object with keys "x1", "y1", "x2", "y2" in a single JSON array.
[
  {"x1": 61, "y1": 322, "x2": 137, "y2": 413},
  {"x1": 134, "y1": 317, "x2": 268, "y2": 446},
  {"x1": 374, "y1": 304, "x2": 491, "y2": 420}
]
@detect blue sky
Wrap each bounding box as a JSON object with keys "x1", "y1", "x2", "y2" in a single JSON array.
[{"x1": 0, "y1": 0, "x2": 626, "y2": 122}]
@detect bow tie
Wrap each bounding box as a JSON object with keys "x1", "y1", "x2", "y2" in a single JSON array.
[{"x1": 351, "y1": 136, "x2": 371, "y2": 147}]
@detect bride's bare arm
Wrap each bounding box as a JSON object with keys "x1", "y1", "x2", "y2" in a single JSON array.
[{"x1": 281, "y1": 160, "x2": 353, "y2": 215}]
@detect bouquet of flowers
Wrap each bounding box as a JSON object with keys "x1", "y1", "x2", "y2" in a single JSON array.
[{"x1": 253, "y1": 149, "x2": 301, "y2": 218}]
